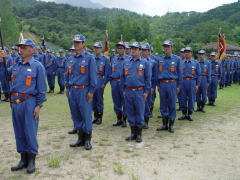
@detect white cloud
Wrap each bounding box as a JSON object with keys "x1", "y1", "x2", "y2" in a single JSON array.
[{"x1": 91, "y1": 0, "x2": 238, "y2": 16}]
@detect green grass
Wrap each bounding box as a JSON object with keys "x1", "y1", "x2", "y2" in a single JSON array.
[
  {"x1": 47, "y1": 156, "x2": 61, "y2": 168},
  {"x1": 113, "y1": 163, "x2": 125, "y2": 175}
]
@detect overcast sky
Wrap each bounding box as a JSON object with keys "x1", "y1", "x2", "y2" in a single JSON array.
[{"x1": 91, "y1": 0, "x2": 237, "y2": 16}]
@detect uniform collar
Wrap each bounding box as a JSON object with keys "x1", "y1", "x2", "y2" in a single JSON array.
[
  {"x1": 130, "y1": 56, "x2": 141, "y2": 62},
  {"x1": 74, "y1": 50, "x2": 85, "y2": 57},
  {"x1": 163, "y1": 53, "x2": 173, "y2": 59},
  {"x1": 19, "y1": 57, "x2": 34, "y2": 65},
  {"x1": 95, "y1": 53, "x2": 103, "y2": 59},
  {"x1": 184, "y1": 58, "x2": 192, "y2": 63}
]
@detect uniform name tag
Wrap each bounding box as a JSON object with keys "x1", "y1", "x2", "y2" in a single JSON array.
[{"x1": 27, "y1": 69, "x2": 32, "y2": 72}]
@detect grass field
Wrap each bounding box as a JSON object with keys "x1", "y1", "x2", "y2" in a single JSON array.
[{"x1": 0, "y1": 83, "x2": 240, "y2": 180}]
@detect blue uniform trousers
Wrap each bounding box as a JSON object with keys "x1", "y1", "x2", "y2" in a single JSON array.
[
  {"x1": 57, "y1": 69, "x2": 65, "y2": 88},
  {"x1": 180, "y1": 79, "x2": 196, "y2": 113},
  {"x1": 125, "y1": 89, "x2": 145, "y2": 127},
  {"x1": 92, "y1": 78, "x2": 104, "y2": 112},
  {"x1": 68, "y1": 87, "x2": 92, "y2": 133},
  {"x1": 12, "y1": 97, "x2": 39, "y2": 155},
  {"x1": 159, "y1": 81, "x2": 177, "y2": 121},
  {"x1": 196, "y1": 77, "x2": 208, "y2": 104},
  {"x1": 207, "y1": 77, "x2": 218, "y2": 100},
  {"x1": 144, "y1": 92, "x2": 151, "y2": 117},
  {"x1": 46, "y1": 70, "x2": 56, "y2": 88},
  {"x1": 110, "y1": 80, "x2": 125, "y2": 114}
]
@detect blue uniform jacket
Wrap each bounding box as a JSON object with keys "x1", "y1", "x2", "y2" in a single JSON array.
[
  {"x1": 95, "y1": 54, "x2": 111, "y2": 86},
  {"x1": 199, "y1": 59, "x2": 211, "y2": 84},
  {"x1": 182, "y1": 59, "x2": 201, "y2": 86},
  {"x1": 65, "y1": 50, "x2": 97, "y2": 94}
]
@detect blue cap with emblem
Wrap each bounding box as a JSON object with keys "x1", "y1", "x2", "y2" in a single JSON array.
[
  {"x1": 163, "y1": 40, "x2": 174, "y2": 46},
  {"x1": 17, "y1": 39, "x2": 36, "y2": 47},
  {"x1": 180, "y1": 48, "x2": 185, "y2": 53},
  {"x1": 130, "y1": 42, "x2": 141, "y2": 49},
  {"x1": 35, "y1": 46, "x2": 41, "y2": 50},
  {"x1": 93, "y1": 42, "x2": 103, "y2": 48},
  {"x1": 124, "y1": 42, "x2": 130, "y2": 49},
  {"x1": 116, "y1": 41, "x2": 125, "y2": 48},
  {"x1": 184, "y1": 47, "x2": 193, "y2": 52},
  {"x1": 46, "y1": 49, "x2": 52, "y2": 53},
  {"x1": 210, "y1": 52, "x2": 217, "y2": 56},
  {"x1": 70, "y1": 45, "x2": 75, "y2": 50},
  {"x1": 141, "y1": 43, "x2": 151, "y2": 50},
  {"x1": 11, "y1": 46, "x2": 18, "y2": 50},
  {"x1": 198, "y1": 49, "x2": 206, "y2": 54},
  {"x1": 73, "y1": 34, "x2": 86, "y2": 42},
  {"x1": 59, "y1": 49, "x2": 65, "y2": 53}
]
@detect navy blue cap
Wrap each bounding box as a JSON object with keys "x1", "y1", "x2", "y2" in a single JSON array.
[
  {"x1": 141, "y1": 43, "x2": 151, "y2": 50},
  {"x1": 130, "y1": 42, "x2": 141, "y2": 49},
  {"x1": 17, "y1": 39, "x2": 36, "y2": 47},
  {"x1": 184, "y1": 47, "x2": 193, "y2": 52},
  {"x1": 210, "y1": 52, "x2": 217, "y2": 56},
  {"x1": 11, "y1": 46, "x2": 18, "y2": 50},
  {"x1": 198, "y1": 50, "x2": 206, "y2": 54},
  {"x1": 46, "y1": 49, "x2": 52, "y2": 53},
  {"x1": 93, "y1": 42, "x2": 103, "y2": 48},
  {"x1": 73, "y1": 34, "x2": 86, "y2": 42},
  {"x1": 59, "y1": 49, "x2": 65, "y2": 53},
  {"x1": 35, "y1": 46, "x2": 41, "y2": 50},
  {"x1": 116, "y1": 41, "x2": 125, "y2": 48},
  {"x1": 180, "y1": 48, "x2": 185, "y2": 53},
  {"x1": 163, "y1": 40, "x2": 174, "y2": 46},
  {"x1": 125, "y1": 42, "x2": 130, "y2": 49}
]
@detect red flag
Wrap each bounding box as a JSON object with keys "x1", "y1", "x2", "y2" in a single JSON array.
[
  {"x1": 104, "y1": 30, "x2": 110, "y2": 56},
  {"x1": 217, "y1": 30, "x2": 226, "y2": 61}
]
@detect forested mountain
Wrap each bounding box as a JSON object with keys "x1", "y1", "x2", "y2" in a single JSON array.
[
  {"x1": 2, "y1": 0, "x2": 240, "y2": 53},
  {"x1": 50, "y1": 0, "x2": 104, "y2": 9}
]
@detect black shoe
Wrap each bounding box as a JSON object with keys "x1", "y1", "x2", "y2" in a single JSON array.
[
  {"x1": 150, "y1": 106, "x2": 154, "y2": 117},
  {"x1": 178, "y1": 110, "x2": 187, "y2": 120},
  {"x1": 68, "y1": 128, "x2": 77, "y2": 134},
  {"x1": 200, "y1": 102, "x2": 206, "y2": 113},
  {"x1": 157, "y1": 115, "x2": 162, "y2": 118},
  {"x1": 11, "y1": 153, "x2": 28, "y2": 171},
  {"x1": 121, "y1": 115, "x2": 127, "y2": 127},
  {"x1": 143, "y1": 116, "x2": 149, "y2": 129},
  {"x1": 156, "y1": 117, "x2": 168, "y2": 131},
  {"x1": 212, "y1": 99, "x2": 216, "y2": 106},
  {"x1": 70, "y1": 130, "x2": 84, "y2": 147},
  {"x1": 168, "y1": 120, "x2": 175, "y2": 133},
  {"x1": 26, "y1": 153, "x2": 36, "y2": 174},
  {"x1": 92, "y1": 111, "x2": 99, "y2": 124},
  {"x1": 135, "y1": 127, "x2": 142, "y2": 143},
  {"x1": 84, "y1": 132, "x2": 92, "y2": 150},
  {"x1": 95, "y1": 112, "x2": 103, "y2": 125},
  {"x1": 113, "y1": 112, "x2": 123, "y2": 126},
  {"x1": 195, "y1": 102, "x2": 201, "y2": 112},
  {"x1": 187, "y1": 111, "x2": 193, "y2": 121},
  {"x1": 125, "y1": 126, "x2": 136, "y2": 141}
]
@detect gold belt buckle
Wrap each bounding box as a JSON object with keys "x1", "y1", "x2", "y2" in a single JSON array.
[{"x1": 16, "y1": 99, "x2": 21, "y2": 103}]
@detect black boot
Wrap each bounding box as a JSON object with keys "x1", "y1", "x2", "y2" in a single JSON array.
[
  {"x1": 2, "y1": 93, "x2": 9, "y2": 102},
  {"x1": 84, "y1": 132, "x2": 92, "y2": 150},
  {"x1": 178, "y1": 110, "x2": 187, "y2": 120},
  {"x1": 125, "y1": 126, "x2": 136, "y2": 141},
  {"x1": 195, "y1": 102, "x2": 201, "y2": 112},
  {"x1": 143, "y1": 116, "x2": 149, "y2": 129},
  {"x1": 212, "y1": 99, "x2": 216, "y2": 106},
  {"x1": 201, "y1": 102, "x2": 206, "y2": 113},
  {"x1": 113, "y1": 112, "x2": 123, "y2": 126},
  {"x1": 68, "y1": 128, "x2": 77, "y2": 134},
  {"x1": 187, "y1": 111, "x2": 193, "y2": 121},
  {"x1": 47, "y1": 87, "x2": 54, "y2": 93},
  {"x1": 95, "y1": 112, "x2": 103, "y2": 125},
  {"x1": 168, "y1": 120, "x2": 175, "y2": 133},
  {"x1": 135, "y1": 127, "x2": 142, "y2": 143},
  {"x1": 156, "y1": 117, "x2": 168, "y2": 131},
  {"x1": 0, "y1": 91, "x2": 2, "y2": 101},
  {"x1": 70, "y1": 129, "x2": 84, "y2": 147},
  {"x1": 92, "y1": 110, "x2": 99, "y2": 124},
  {"x1": 11, "y1": 153, "x2": 28, "y2": 171},
  {"x1": 207, "y1": 98, "x2": 212, "y2": 106},
  {"x1": 121, "y1": 115, "x2": 127, "y2": 127},
  {"x1": 26, "y1": 153, "x2": 36, "y2": 174},
  {"x1": 57, "y1": 86, "x2": 64, "y2": 94}
]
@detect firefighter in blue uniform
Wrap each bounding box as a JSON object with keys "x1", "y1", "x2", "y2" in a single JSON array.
[
  {"x1": 56, "y1": 49, "x2": 66, "y2": 94},
  {"x1": 233, "y1": 54, "x2": 239, "y2": 83},
  {"x1": 177, "y1": 48, "x2": 185, "y2": 111},
  {"x1": 219, "y1": 55, "x2": 227, "y2": 89},
  {"x1": 122, "y1": 42, "x2": 151, "y2": 143},
  {"x1": 45, "y1": 49, "x2": 57, "y2": 93},
  {"x1": 65, "y1": 34, "x2": 97, "y2": 150},
  {"x1": 238, "y1": 55, "x2": 240, "y2": 84},
  {"x1": 178, "y1": 47, "x2": 200, "y2": 121},
  {"x1": 195, "y1": 50, "x2": 211, "y2": 112},
  {"x1": 110, "y1": 42, "x2": 129, "y2": 127},
  {"x1": 155, "y1": 40, "x2": 182, "y2": 133},
  {"x1": 207, "y1": 52, "x2": 222, "y2": 106},
  {"x1": 0, "y1": 39, "x2": 47, "y2": 174},
  {"x1": 92, "y1": 42, "x2": 110, "y2": 125},
  {"x1": 141, "y1": 43, "x2": 157, "y2": 129},
  {"x1": 11, "y1": 46, "x2": 20, "y2": 64}
]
